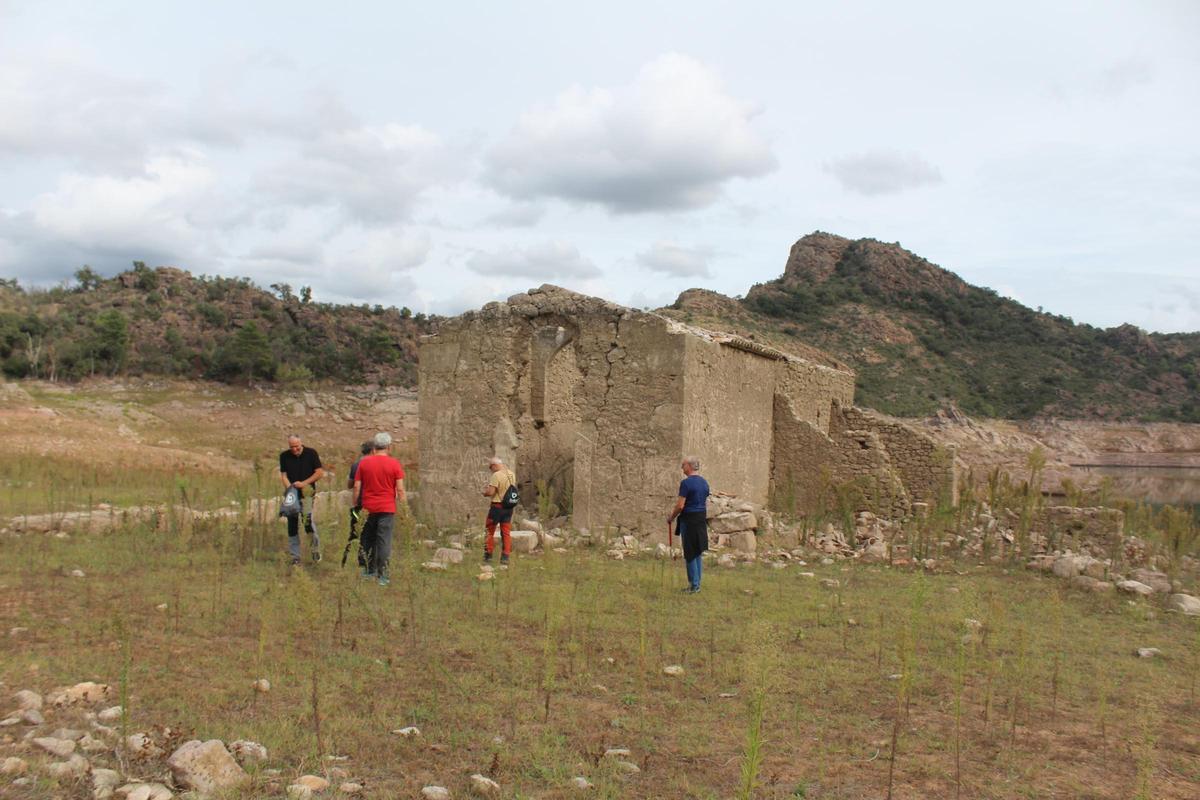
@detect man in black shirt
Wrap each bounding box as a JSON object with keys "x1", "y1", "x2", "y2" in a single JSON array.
[{"x1": 279, "y1": 434, "x2": 324, "y2": 565}]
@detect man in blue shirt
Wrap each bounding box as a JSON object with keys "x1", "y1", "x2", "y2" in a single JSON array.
[{"x1": 667, "y1": 456, "x2": 710, "y2": 593}]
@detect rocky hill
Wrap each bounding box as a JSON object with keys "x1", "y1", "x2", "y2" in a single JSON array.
[
  {"x1": 666, "y1": 232, "x2": 1200, "y2": 421},
  {"x1": 0, "y1": 264, "x2": 430, "y2": 385}
]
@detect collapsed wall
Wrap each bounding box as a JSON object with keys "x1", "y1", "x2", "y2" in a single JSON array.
[{"x1": 420, "y1": 284, "x2": 957, "y2": 535}]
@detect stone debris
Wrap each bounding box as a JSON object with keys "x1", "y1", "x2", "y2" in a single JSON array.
[
  {"x1": 50, "y1": 681, "x2": 113, "y2": 707},
  {"x1": 71, "y1": 569, "x2": 86, "y2": 578},
  {"x1": 1128, "y1": 568, "x2": 1172, "y2": 594},
  {"x1": 477, "y1": 571, "x2": 495, "y2": 581},
  {"x1": 470, "y1": 773, "x2": 502, "y2": 797},
  {"x1": 1169, "y1": 594, "x2": 1200, "y2": 616},
  {"x1": 295, "y1": 774, "x2": 331, "y2": 791},
  {"x1": 509, "y1": 530, "x2": 538, "y2": 553},
  {"x1": 421, "y1": 561, "x2": 448, "y2": 571},
  {"x1": 615, "y1": 760, "x2": 641, "y2": 774},
  {"x1": 603, "y1": 748, "x2": 631, "y2": 758},
  {"x1": 45, "y1": 753, "x2": 90, "y2": 779},
  {"x1": 98, "y1": 705, "x2": 123, "y2": 723},
  {"x1": 166, "y1": 739, "x2": 249, "y2": 794},
  {"x1": 1117, "y1": 580, "x2": 1155, "y2": 597},
  {"x1": 391, "y1": 726, "x2": 421, "y2": 737},
  {"x1": 432, "y1": 547, "x2": 463, "y2": 565},
  {"x1": 421, "y1": 787, "x2": 451, "y2": 800},
  {"x1": 229, "y1": 739, "x2": 268, "y2": 765},
  {"x1": 93, "y1": 768, "x2": 123, "y2": 799},
  {"x1": 1, "y1": 756, "x2": 28, "y2": 775},
  {"x1": 253, "y1": 678, "x2": 271, "y2": 693},
  {"x1": 286, "y1": 785, "x2": 314, "y2": 800},
  {"x1": 33, "y1": 735, "x2": 76, "y2": 758},
  {"x1": 116, "y1": 784, "x2": 173, "y2": 800},
  {"x1": 572, "y1": 776, "x2": 595, "y2": 789},
  {"x1": 125, "y1": 732, "x2": 161, "y2": 758},
  {"x1": 819, "y1": 578, "x2": 840, "y2": 590},
  {"x1": 20, "y1": 708, "x2": 44, "y2": 726},
  {"x1": 1136, "y1": 647, "x2": 1163, "y2": 659},
  {"x1": 662, "y1": 665, "x2": 684, "y2": 677},
  {"x1": 12, "y1": 689, "x2": 43, "y2": 711},
  {"x1": 339, "y1": 782, "x2": 364, "y2": 795}
]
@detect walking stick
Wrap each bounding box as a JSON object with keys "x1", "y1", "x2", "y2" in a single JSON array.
[
  {"x1": 668, "y1": 519, "x2": 677, "y2": 560},
  {"x1": 341, "y1": 507, "x2": 361, "y2": 567}
]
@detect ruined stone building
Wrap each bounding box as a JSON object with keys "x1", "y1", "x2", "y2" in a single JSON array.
[{"x1": 418, "y1": 285, "x2": 956, "y2": 535}]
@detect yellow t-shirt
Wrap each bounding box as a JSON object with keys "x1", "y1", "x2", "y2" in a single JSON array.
[{"x1": 488, "y1": 468, "x2": 515, "y2": 504}]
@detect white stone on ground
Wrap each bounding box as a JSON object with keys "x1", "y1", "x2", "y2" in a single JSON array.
[
  {"x1": 1, "y1": 756, "x2": 28, "y2": 775},
  {"x1": 45, "y1": 753, "x2": 89, "y2": 780},
  {"x1": 392, "y1": 726, "x2": 421, "y2": 737},
  {"x1": 117, "y1": 785, "x2": 173, "y2": 800},
  {"x1": 20, "y1": 708, "x2": 44, "y2": 725},
  {"x1": 167, "y1": 739, "x2": 249, "y2": 794},
  {"x1": 1117, "y1": 580, "x2": 1154, "y2": 596},
  {"x1": 509, "y1": 530, "x2": 538, "y2": 553},
  {"x1": 1136, "y1": 647, "x2": 1162, "y2": 659},
  {"x1": 98, "y1": 705, "x2": 123, "y2": 723},
  {"x1": 339, "y1": 782, "x2": 364, "y2": 795},
  {"x1": 295, "y1": 775, "x2": 330, "y2": 791},
  {"x1": 12, "y1": 689, "x2": 43, "y2": 711},
  {"x1": 572, "y1": 776, "x2": 595, "y2": 789},
  {"x1": 1169, "y1": 594, "x2": 1200, "y2": 616},
  {"x1": 615, "y1": 760, "x2": 640, "y2": 774},
  {"x1": 421, "y1": 788, "x2": 451, "y2": 800},
  {"x1": 663, "y1": 665, "x2": 684, "y2": 677},
  {"x1": 229, "y1": 739, "x2": 269, "y2": 765},
  {"x1": 433, "y1": 548, "x2": 463, "y2": 565},
  {"x1": 253, "y1": 678, "x2": 271, "y2": 693},
  {"x1": 603, "y1": 748, "x2": 631, "y2": 758},
  {"x1": 93, "y1": 769, "x2": 123, "y2": 799},
  {"x1": 421, "y1": 561, "x2": 448, "y2": 571},
  {"x1": 33, "y1": 736, "x2": 76, "y2": 758},
  {"x1": 470, "y1": 773, "x2": 501, "y2": 797}
]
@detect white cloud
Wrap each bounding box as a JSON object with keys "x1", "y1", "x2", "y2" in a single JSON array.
[
  {"x1": 255, "y1": 124, "x2": 456, "y2": 225},
  {"x1": 484, "y1": 53, "x2": 776, "y2": 213},
  {"x1": 635, "y1": 241, "x2": 712, "y2": 277},
  {"x1": 826, "y1": 151, "x2": 943, "y2": 196},
  {"x1": 466, "y1": 241, "x2": 600, "y2": 280},
  {"x1": 484, "y1": 202, "x2": 546, "y2": 228}
]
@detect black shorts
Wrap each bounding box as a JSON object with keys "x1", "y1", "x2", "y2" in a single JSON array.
[{"x1": 487, "y1": 505, "x2": 514, "y2": 524}]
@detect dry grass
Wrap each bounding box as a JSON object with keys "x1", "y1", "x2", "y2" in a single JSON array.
[{"x1": 3, "y1": 513, "x2": 1200, "y2": 799}]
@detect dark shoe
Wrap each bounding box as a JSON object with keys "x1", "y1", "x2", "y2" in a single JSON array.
[
  {"x1": 311, "y1": 549, "x2": 322, "y2": 563},
  {"x1": 500, "y1": 554, "x2": 509, "y2": 565},
  {"x1": 688, "y1": 586, "x2": 701, "y2": 594},
  {"x1": 289, "y1": 557, "x2": 301, "y2": 567},
  {"x1": 377, "y1": 576, "x2": 390, "y2": 587},
  {"x1": 483, "y1": 552, "x2": 493, "y2": 562}
]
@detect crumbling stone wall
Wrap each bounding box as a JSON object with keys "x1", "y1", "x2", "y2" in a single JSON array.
[
  {"x1": 840, "y1": 407, "x2": 958, "y2": 507},
  {"x1": 421, "y1": 284, "x2": 953, "y2": 534},
  {"x1": 1032, "y1": 506, "x2": 1125, "y2": 554}
]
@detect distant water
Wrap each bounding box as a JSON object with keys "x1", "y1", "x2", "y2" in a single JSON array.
[{"x1": 1079, "y1": 465, "x2": 1200, "y2": 513}]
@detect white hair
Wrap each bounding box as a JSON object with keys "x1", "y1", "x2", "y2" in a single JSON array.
[
  {"x1": 685, "y1": 455, "x2": 701, "y2": 470},
  {"x1": 489, "y1": 456, "x2": 503, "y2": 466},
  {"x1": 373, "y1": 432, "x2": 392, "y2": 448}
]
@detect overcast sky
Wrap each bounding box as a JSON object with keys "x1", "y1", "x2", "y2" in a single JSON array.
[{"x1": 2, "y1": 1, "x2": 1198, "y2": 331}]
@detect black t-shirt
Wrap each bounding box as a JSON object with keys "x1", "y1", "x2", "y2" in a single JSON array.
[{"x1": 280, "y1": 447, "x2": 323, "y2": 488}]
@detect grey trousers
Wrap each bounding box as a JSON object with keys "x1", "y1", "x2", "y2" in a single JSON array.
[
  {"x1": 287, "y1": 494, "x2": 320, "y2": 560},
  {"x1": 361, "y1": 512, "x2": 395, "y2": 577}
]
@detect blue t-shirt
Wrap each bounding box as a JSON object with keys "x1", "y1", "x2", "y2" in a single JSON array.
[{"x1": 678, "y1": 474, "x2": 710, "y2": 513}]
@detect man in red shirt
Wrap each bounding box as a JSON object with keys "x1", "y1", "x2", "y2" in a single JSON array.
[{"x1": 352, "y1": 431, "x2": 407, "y2": 586}]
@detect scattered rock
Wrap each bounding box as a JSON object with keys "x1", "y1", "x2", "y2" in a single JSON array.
[
  {"x1": 1117, "y1": 580, "x2": 1154, "y2": 597},
  {"x1": 509, "y1": 530, "x2": 538, "y2": 553},
  {"x1": 421, "y1": 561, "x2": 448, "y2": 572},
  {"x1": 34, "y1": 736, "x2": 76, "y2": 758},
  {"x1": 571, "y1": 776, "x2": 595, "y2": 789},
  {"x1": 71, "y1": 569, "x2": 86, "y2": 578},
  {"x1": 1136, "y1": 647, "x2": 1163, "y2": 659},
  {"x1": 79, "y1": 734, "x2": 107, "y2": 753},
  {"x1": 1, "y1": 756, "x2": 28, "y2": 775},
  {"x1": 615, "y1": 760, "x2": 641, "y2": 774},
  {"x1": 603, "y1": 748, "x2": 631, "y2": 758},
  {"x1": 20, "y1": 708, "x2": 44, "y2": 726},
  {"x1": 155, "y1": 604, "x2": 168, "y2": 612},
  {"x1": 45, "y1": 753, "x2": 90, "y2": 780},
  {"x1": 286, "y1": 786, "x2": 313, "y2": 800},
  {"x1": 477, "y1": 572, "x2": 494, "y2": 582},
  {"x1": 1169, "y1": 594, "x2": 1200, "y2": 616},
  {"x1": 819, "y1": 578, "x2": 840, "y2": 590},
  {"x1": 12, "y1": 689, "x2": 43, "y2": 711},
  {"x1": 421, "y1": 788, "x2": 451, "y2": 800},
  {"x1": 432, "y1": 548, "x2": 463, "y2": 565},
  {"x1": 1129, "y1": 568, "x2": 1172, "y2": 594},
  {"x1": 98, "y1": 706, "x2": 124, "y2": 723},
  {"x1": 339, "y1": 782, "x2": 364, "y2": 795},
  {"x1": 295, "y1": 775, "x2": 330, "y2": 792},
  {"x1": 118, "y1": 783, "x2": 173, "y2": 800},
  {"x1": 93, "y1": 768, "x2": 123, "y2": 799},
  {"x1": 125, "y1": 732, "x2": 161, "y2": 758},
  {"x1": 662, "y1": 665, "x2": 684, "y2": 677},
  {"x1": 52, "y1": 681, "x2": 112, "y2": 706},
  {"x1": 253, "y1": 678, "x2": 271, "y2": 693},
  {"x1": 229, "y1": 739, "x2": 268, "y2": 765},
  {"x1": 470, "y1": 773, "x2": 501, "y2": 797},
  {"x1": 166, "y1": 739, "x2": 249, "y2": 794},
  {"x1": 391, "y1": 726, "x2": 421, "y2": 737}
]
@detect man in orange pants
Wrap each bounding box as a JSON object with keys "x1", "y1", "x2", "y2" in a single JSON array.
[{"x1": 482, "y1": 456, "x2": 517, "y2": 564}]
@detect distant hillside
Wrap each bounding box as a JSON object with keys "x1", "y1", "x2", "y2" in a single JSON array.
[
  {"x1": 666, "y1": 233, "x2": 1200, "y2": 422},
  {"x1": 0, "y1": 264, "x2": 429, "y2": 385}
]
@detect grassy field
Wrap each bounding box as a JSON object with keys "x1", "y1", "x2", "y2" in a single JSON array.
[{"x1": 3, "y1": 509, "x2": 1200, "y2": 799}]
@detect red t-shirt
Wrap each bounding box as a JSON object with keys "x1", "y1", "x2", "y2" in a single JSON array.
[{"x1": 355, "y1": 454, "x2": 405, "y2": 513}]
